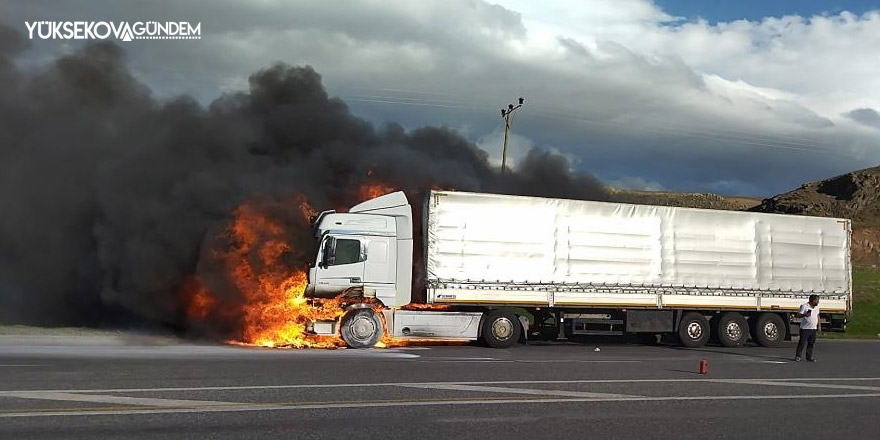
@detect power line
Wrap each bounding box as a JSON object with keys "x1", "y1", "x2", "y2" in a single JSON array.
[
  {"x1": 528, "y1": 104, "x2": 829, "y2": 149},
  {"x1": 352, "y1": 94, "x2": 482, "y2": 106},
  {"x1": 528, "y1": 107, "x2": 830, "y2": 155},
  {"x1": 350, "y1": 90, "x2": 831, "y2": 149},
  {"x1": 344, "y1": 97, "x2": 486, "y2": 111},
  {"x1": 350, "y1": 87, "x2": 829, "y2": 148},
  {"x1": 339, "y1": 92, "x2": 844, "y2": 157}
]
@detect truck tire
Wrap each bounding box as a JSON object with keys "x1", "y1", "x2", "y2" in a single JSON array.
[
  {"x1": 482, "y1": 310, "x2": 521, "y2": 348},
  {"x1": 754, "y1": 313, "x2": 785, "y2": 347},
  {"x1": 340, "y1": 308, "x2": 383, "y2": 349},
  {"x1": 678, "y1": 312, "x2": 710, "y2": 348},
  {"x1": 716, "y1": 312, "x2": 749, "y2": 347}
]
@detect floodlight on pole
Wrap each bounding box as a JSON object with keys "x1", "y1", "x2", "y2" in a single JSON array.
[{"x1": 499, "y1": 96, "x2": 524, "y2": 174}]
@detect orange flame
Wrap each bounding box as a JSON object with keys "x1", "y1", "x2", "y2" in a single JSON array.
[
  {"x1": 357, "y1": 182, "x2": 397, "y2": 201},
  {"x1": 183, "y1": 184, "x2": 461, "y2": 350},
  {"x1": 401, "y1": 303, "x2": 450, "y2": 311},
  {"x1": 184, "y1": 196, "x2": 348, "y2": 349},
  {"x1": 182, "y1": 277, "x2": 215, "y2": 321}
]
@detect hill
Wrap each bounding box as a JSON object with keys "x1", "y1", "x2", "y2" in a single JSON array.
[
  {"x1": 752, "y1": 165, "x2": 880, "y2": 226},
  {"x1": 608, "y1": 188, "x2": 761, "y2": 211},
  {"x1": 752, "y1": 165, "x2": 880, "y2": 269}
]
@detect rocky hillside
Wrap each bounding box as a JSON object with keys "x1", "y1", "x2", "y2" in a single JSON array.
[
  {"x1": 609, "y1": 188, "x2": 761, "y2": 211},
  {"x1": 752, "y1": 165, "x2": 880, "y2": 226},
  {"x1": 753, "y1": 165, "x2": 880, "y2": 269},
  {"x1": 852, "y1": 228, "x2": 880, "y2": 269}
]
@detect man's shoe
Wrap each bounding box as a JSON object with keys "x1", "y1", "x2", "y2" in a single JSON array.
[
  {"x1": 794, "y1": 356, "x2": 801, "y2": 362},
  {"x1": 807, "y1": 358, "x2": 816, "y2": 363}
]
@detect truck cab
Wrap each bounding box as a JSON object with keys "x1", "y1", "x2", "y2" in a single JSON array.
[
  {"x1": 307, "y1": 191, "x2": 413, "y2": 309},
  {"x1": 306, "y1": 192, "x2": 504, "y2": 348}
]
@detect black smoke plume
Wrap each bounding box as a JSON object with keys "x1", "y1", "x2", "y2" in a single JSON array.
[{"x1": 0, "y1": 26, "x2": 607, "y2": 333}]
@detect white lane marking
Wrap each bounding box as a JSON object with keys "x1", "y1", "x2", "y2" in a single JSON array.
[
  {"x1": 425, "y1": 360, "x2": 516, "y2": 363},
  {"x1": 716, "y1": 380, "x2": 880, "y2": 392},
  {"x1": 0, "y1": 365, "x2": 44, "y2": 367},
  {"x1": 2, "y1": 392, "x2": 240, "y2": 408},
  {"x1": 773, "y1": 378, "x2": 880, "y2": 382},
  {"x1": 2, "y1": 377, "x2": 879, "y2": 395},
  {"x1": 2, "y1": 393, "x2": 879, "y2": 418},
  {"x1": 416, "y1": 359, "x2": 642, "y2": 364},
  {"x1": 398, "y1": 383, "x2": 634, "y2": 398},
  {"x1": 514, "y1": 360, "x2": 642, "y2": 363}
]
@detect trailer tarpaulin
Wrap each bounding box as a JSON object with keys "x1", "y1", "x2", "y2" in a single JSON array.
[{"x1": 424, "y1": 191, "x2": 851, "y2": 311}]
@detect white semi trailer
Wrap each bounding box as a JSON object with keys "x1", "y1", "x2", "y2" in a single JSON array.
[{"x1": 306, "y1": 190, "x2": 852, "y2": 349}]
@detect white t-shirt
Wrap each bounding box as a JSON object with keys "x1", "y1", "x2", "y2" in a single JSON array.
[{"x1": 798, "y1": 303, "x2": 820, "y2": 330}]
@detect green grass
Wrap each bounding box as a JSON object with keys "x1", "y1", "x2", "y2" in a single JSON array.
[{"x1": 823, "y1": 270, "x2": 880, "y2": 339}]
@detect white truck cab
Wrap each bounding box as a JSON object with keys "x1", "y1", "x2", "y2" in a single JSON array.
[
  {"x1": 307, "y1": 192, "x2": 493, "y2": 348},
  {"x1": 307, "y1": 191, "x2": 413, "y2": 308}
]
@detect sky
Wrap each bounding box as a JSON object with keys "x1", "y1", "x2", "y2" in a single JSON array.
[
  {"x1": 657, "y1": 0, "x2": 880, "y2": 23},
  {"x1": 3, "y1": 0, "x2": 880, "y2": 197}
]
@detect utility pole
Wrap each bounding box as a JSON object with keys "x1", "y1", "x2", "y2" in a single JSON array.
[{"x1": 500, "y1": 96, "x2": 524, "y2": 174}]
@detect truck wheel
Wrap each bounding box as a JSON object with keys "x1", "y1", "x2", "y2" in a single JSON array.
[
  {"x1": 716, "y1": 312, "x2": 749, "y2": 347},
  {"x1": 678, "y1": 312, "x2": 710, "y2": 348},
  {"x1": 754, "y1": 313, "x2": 785, "y2": 347},
  {"x1": 482, "y1": 310, "x2": 521, "y2": 348},
  {"x1": 340, "y1": 308, "x2": 383, "y2": 349}
]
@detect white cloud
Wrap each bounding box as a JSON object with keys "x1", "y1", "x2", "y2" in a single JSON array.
[
  {"x1": 604, "y1": 176, "x2": 665, "y2": 191},
  {"x1": 476, "y1": 127, "x2": 534, "y2": 168}
]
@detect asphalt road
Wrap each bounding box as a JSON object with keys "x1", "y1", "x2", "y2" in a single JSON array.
[{"x1": 1, "y1": 335, "x2": 879, "y2": 439}]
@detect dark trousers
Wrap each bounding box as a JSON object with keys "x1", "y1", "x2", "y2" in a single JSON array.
[{"x1": 796, "y1": 329, "x2": 817, "y2": 359}]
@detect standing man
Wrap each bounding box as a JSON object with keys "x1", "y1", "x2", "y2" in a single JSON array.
[{"x1": 794, "y1": 294, "x2": 820, "y2": 362}]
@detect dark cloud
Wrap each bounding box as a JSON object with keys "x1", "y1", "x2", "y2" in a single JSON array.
[
  {"x1": 557, "y1": 37, "x2": 592, "y2": 58},
  {"x1": 845, "y1": 108, "x2": 880, "y2": 130}
]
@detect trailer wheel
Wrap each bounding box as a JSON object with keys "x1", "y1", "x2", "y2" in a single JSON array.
[
  {"x1": 482, "y1": 310, "x2": 521, "y2": 349},
  {"x1": 716, "y1": 312, "x2": 749, "y2": 347},
  {"x1": 340, "y1": 308, "x2": 383, "y2": 349},
  {"x1": 678, "y1": 312, "x2": 710, "y2": 348},
  {"x1": 754, "y1": 313, "x2": 785, "y2": 347}
]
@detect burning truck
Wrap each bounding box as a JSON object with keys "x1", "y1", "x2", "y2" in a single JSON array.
[
  {"x1": 304, "y1": 190, "x2": 852, "y2": 349},
  {"x1": 5, "y1": 43, "x2": 847, "y2": 349}
]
